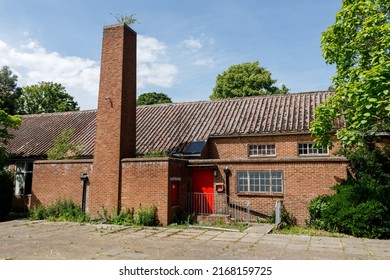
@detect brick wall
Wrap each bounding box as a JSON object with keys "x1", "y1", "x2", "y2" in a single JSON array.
[
  {"x1": 208, "y1": 134, "x2": 341, "y2": 159},
  {"x1": 194, "y1": 133, "x2": 348, "y2": 225},
  {"x1": 30, "y1": 159, "x2": 93, "y2": 209},
  {"x1": 212, "y1": 159, "x2": 347, "y2": 225},
  {"x1": 121, "y1": 157, "x2": 188, "y2": 225}
]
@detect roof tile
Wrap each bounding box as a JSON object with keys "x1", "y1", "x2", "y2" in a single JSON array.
[{"x1": 7, "y1": 91, "x2": 332, "y2": 158}]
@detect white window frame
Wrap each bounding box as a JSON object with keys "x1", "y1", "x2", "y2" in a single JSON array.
[
  {"x1": 236, "y1": 170, "x2": 283, "y2": 194},
  {"x1": 298, "y1": 143, "x2": 328, "y2": 155},
  {"x1": 248, "y1": 144, "x2": 276, "y2": 157},
  {"x1": 14, "y1": 161, "x2": 33, "y2": 195}
]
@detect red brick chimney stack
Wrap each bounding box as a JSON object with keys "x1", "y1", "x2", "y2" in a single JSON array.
[{"x1": 89, "y1": 23, "x2": 137, "y2": 215}]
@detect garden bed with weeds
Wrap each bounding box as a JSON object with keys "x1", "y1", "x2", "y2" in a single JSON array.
[
  {"x1": 272, "y1": 226, "x2": 354, "y2": 238},
  {"x1": 27, "y1": 199, "x2": 159, "y2": 227}
]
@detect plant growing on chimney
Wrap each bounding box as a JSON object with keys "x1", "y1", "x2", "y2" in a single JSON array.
[
  {"x1": 111, "y1": 13, "x2": 138, "y2": 26},
  {"x1": 47, "y1": 128, "x2": 82, "y2": 160}
]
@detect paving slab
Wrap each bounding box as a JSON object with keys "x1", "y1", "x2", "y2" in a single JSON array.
[
  {"x1": 245, "y1": 223, "x2": 274, "y2": 234},
  {"x1": 1, "y1": 219, "x2": 390, "y2": 260}
]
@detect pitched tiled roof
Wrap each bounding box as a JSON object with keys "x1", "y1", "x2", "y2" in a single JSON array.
[
  {"x1": 7, "y1": 110, "x2": 97, "y2": 158},
  {"x1": 6, "y1": 91, "x2": 333, "y2": 158}
]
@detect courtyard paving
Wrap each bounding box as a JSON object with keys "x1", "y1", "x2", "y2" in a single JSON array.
[{"x1": 1, "y1": 219, "x2": 390, "y2": 260}]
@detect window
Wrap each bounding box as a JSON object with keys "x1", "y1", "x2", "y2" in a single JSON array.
[
  {"x1": 248, "y1": 144, "x2": 276, "y2": 156},
  {"x1": 14, "y1": 162, "x2": 33, "y2": 195},
  {"x1": 237, "y1": 170, "x2": 283, "y2": 194},
  {"x1": 298, "y1": 143, "x2": 328, "y2": 155}
]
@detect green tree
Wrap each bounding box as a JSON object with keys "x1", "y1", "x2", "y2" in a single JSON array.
[
  {"x1": 137, "y1": 92, "x2": 172, "y2": 106},
  {"x1": 0, "y1": 102, "x2": 22, "y2": 163},
  {"x1": 0, "y1": 66, "x2": 21, "y2": 218},
  {"x1": 47, "y1": 129, "x2": 82, "y2": 160},
  {"x1": 0, "y1": 66, "x2": 22, "y2": 115},
  {"x1": 17, "y1": 81, "x2": 79, "y2": 114},
  {"x1": 210, "y1": 61, "x2": 288, "y2": 100},
  {"x1": 310, "y1": 0, "x2": 390, "y2": 149}
]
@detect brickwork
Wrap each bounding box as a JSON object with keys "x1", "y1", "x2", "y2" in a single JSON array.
[
  {"x1": 208, "y1": 134, "x2": 341, "y2": 159},
  {"x1": 212, "y1": 160, "x2": 347, "y2": 225},
  {"x1": 121, "y1": 158, "x2": 169, "y2": 225},
  {"x1": 30, "y1": 160, "x2": 93, "y2": 209},
  {"x1": 120, "y1": 158, "x2": 188, "y2": 225},
  {"x1": 190, "y1": 134, "x2": 348, "y2": 225},
  {"x1": 90, "y1": 23, "x2": 137, "y2": 215}
]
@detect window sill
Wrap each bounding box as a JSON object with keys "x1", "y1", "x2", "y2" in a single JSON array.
[
  {"x1": 237, "y1": 192, "x2": 284, "y2": 198},
  {"x1": 298, "y1": 154, "x2": 329, "y2": 157},
  {"x1": 248, "y1": 155, "x2": 276, "y2": 158}
]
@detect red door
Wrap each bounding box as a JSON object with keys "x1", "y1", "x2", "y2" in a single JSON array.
[{"x1": 191, "y1": 168, "x2": 214, "y2": 214}]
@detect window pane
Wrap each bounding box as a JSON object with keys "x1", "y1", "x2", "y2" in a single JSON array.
[
  {"x1": 237, "y1": 172, "x2": 248, "y2": 192},
  {"x1": 25, "y1": 172, "x2": 33, "y2": 195},
  {"x1": 260, "y1": 172, "x2": 270, "y2": 192},
  {"x1": 238, "y1": 170, "x2": 283, "y2": 194},
  {"x1": 249, "y1": 172, "x2": 260, "y2": 192},
  {"x1": 271, "y1": 171, "x2": 283, "y2": 193},
  {"x1": 299, "y1": 143, "x2": 328, "y2": 155},
  {"x1": 15, "y1": 162, "x2": 26, "y2": 173},
  {"x1": 248, "y1": 144, "x2": 276, "y2": 156},
  {"x1": 15, "y1": 173, "x2": 25, "y2": 195},
  {"x1": 26, "y1": 162, "x2": 34, "y2": 172}
]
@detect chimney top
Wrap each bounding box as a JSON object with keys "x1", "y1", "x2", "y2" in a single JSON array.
[{"x1": 103, "y1": 23, "x2": 137, "y2": 35}]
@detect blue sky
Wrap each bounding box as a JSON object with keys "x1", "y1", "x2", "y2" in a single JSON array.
[{"x1": 0, "y1": 0, "x2": 341, "y2": 109}]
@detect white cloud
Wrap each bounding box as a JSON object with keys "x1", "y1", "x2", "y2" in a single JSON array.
[
  {"x1": 137, "y1": 35, "x2": 178, "y2": 88},
  {"x1": 0, "y1": 35, "x2": 178, "y2": 109},
  {"x1": 0, "y1": 38, "x2": 100, "y2": 109},
  {"x1": 183, "y1": 37, "x2": 203, "y2": 50},
  {"x1": 194, "y1": 58, "x2": 215, "y2": 68}
]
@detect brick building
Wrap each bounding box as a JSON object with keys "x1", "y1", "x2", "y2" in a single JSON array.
[{"x1": 6, "y1": 23, "x2": 348, "y2": 225}]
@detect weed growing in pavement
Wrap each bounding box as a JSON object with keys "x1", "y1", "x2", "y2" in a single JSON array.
[{"x1": 28, "y1": 199, "x2": 90, "y2": 223}]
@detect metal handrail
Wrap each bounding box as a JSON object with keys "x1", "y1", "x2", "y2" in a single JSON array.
[{"x1": 187, "y1": 192, "x2": 250, "y2": 224}]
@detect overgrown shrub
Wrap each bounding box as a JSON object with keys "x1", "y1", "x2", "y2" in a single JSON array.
[
  {"x1": 0, "y1": 169, "x2": 14, "y2": 220},
  {"x1": 272, "y1": 202, "x2": 297, "y2": 229},
  {"x1": 307, "y1": 194, "x2": 331, "y2": 222},
  {"x1": 29, "y1": 199, "x2": 90, "y2": 223},
  {"x1": 308, "y1": 146, "x2": 390, "y2": 239},
  {"x1": 93, "y1": 206, "x2": 158, "y2": 227},
  {"x1": 46, "y1": 129, "x2": 82, "y2": 160},
  {"x1": 135, "y1": 205, "x2": 158, "y2": 226},
  {"x1": 109, "y1": 208, "x2": 135, "y2": 226},
  {"x1": 29, "y1": 200, "x2": 160, "y2": 227},
  {"x1": 172, "y1": 211, "x2": 196, "y2": 225}
]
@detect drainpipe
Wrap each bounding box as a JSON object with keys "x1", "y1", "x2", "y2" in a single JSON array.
[
  {"x1": 80, "y1": 173, "x2": 89, "y2": 213},
  {"x1": 223, "y1": 167, "x2": 231, "y2": 204}
]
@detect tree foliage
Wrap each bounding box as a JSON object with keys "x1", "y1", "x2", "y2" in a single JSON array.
[
  {"x1": 210, "y1": 61, "x2": 288, "y2": 100},
  {"x1": 18, "y1": 81, "x2": 79, "y2": 114},
  {"x1": 0, "y1": 66, "x2": 22, "y2": 180},
  {"x1": 310, "y1": 0, "x2": 390, "y2": 148},
  {"x1": 308, "y1": 145, "x2": 390, "y2": 239},
  {"x1": 137, "y1": 92, "x2": 172, "y2": 106},
  {"x1": 47, "y1": 129, "x2": 82, "y2": 160},
  {"x1": 0, "y1": 66, "x2": 22, "y2": 115}
]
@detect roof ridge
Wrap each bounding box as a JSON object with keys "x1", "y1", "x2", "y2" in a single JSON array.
[
  {"x1": 21, "y1": 109, "x2": 97, "y2": 118},
  {"x1": 20, "y1": 91, "x2": 334, "y2": 117},
  {"x1": 137, "y1": 90, "x2": 333, "y2": 108}
]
